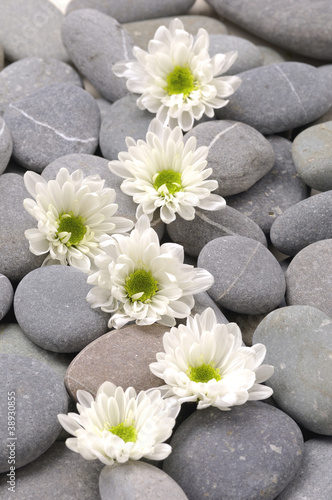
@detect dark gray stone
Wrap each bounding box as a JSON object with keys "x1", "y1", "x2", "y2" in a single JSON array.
[
  {"x1": 0, "y1": 57, "x2": 83, "y2": 115},
  {"x1": 253, "y1": 305, "x2": 332, "y2": 435},
  {"x1": 185, "y1": 120, "x2": 275, "y2": 196},
  {"x1": 163, "y1": 402, "x2": 304, "y2": 500},
  {"x1": 0, "y1": 354, "x2": 68, "y2": 473},
  {"x1": 215, "y1": 63, "x2": 332, "y2": 134},
  {"x1": 226, "y1": 136, "x2": 310, "y2": 234},
  {"x1": 0, "y1": 117, "x2": 12, "y2": 175},
  {"x1": 209, "y1": 34, "x2": 263, "y2": 75},
  {"x1": 198, "y1": 235, "x2": 286, "y2": 314},
  {"x1": 0, "y1": 275, "x2": 13, "y2": 321},
  {"x1": 3, "y1": 83, "x2": 100, "y2": 171},
  {"x1": 61, "y1": 9, "x2": 133, "y2": 102},
  {"x1": 14, "y1": 265, "x2": 110, "y2": 353}
]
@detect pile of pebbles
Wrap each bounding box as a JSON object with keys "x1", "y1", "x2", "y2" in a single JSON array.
[{"x1": 1, "y1": 0, "x2": 332, "y2": 498}]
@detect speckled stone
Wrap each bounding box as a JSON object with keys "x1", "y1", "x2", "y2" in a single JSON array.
[
  {"x1": 163, "y1": 402, "x2": 304, "y2": 500},
  {"x1": 65, "y1": 324, "x2": 166, "y2": 401},
  {"x1": 0, "y1": 354, "x2": 68, "y2": 473},
  {"x1": 209, "y1": 34, "x2": 263, "y2": 75},
  {"x1": 0, "y1": 117, "x2": 12, "y2": 175},
  {"x1": 198, "y1": 235, "x2": 286, "y2": 314},
  {"x1": 0, "y1": 275, "x2": 13, "y2": 321},
  {"x1": 253, "y1": 305, "x2": 332, "y2": 435}
]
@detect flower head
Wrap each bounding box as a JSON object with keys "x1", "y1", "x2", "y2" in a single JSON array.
[
  {"x1": 109, "y1": 118, "x2": 225, "y2": 224},
  {"x1": 23, "y1": 168, "x2": 133, "y2": 272},
  {"x1": 150, "y1": 308, "x2": 274, "y2": 410},
  {"x1": 112, "y1": 18, "x2": 241, "y2": 131},
  {"x1": 58, "y1": 381, "x2": 180, "y2": 466},
  {"x1": 86, "y1": 215, "x2": 214, "y2": 329}
]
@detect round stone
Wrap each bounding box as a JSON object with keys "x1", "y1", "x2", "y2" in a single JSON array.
[
  {"x1": 0, "y1": 354, "x2": 68, "y2": 473},
  {"x1": 0, "y1": 117, "x2": 12, "y2": 175},
  {"x1": 14, "y1": 266, "x2": 109, "y2": 353},
  {"x1": 253, "y1": 305, "x2": 332, "y2": 435},
  {"x1": 197, "y1": 235, "x2": 286, "y2": 314},
  {"x1": 163, "y1": 402, "x2": 304, "y2": 500},
  {"x1": 209, "y1": 34, "x2": 263, "y2": 75},
  {"x1": 0, "y1": 274, "x2": 13, "y2": 321}
]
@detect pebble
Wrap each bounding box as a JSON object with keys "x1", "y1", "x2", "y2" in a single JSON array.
[
  {"x1": 0, "y1": 354, "x2": 68, "y2": 473},
  {"x1": 185, "y1": 120, "x2": 275, "y2": 196},
  {"x1": 61, "y1": 9, "x2": 133, "y2": 102},
  {"x1": 0, "y1": 117, "x2": 13, "y2": 175},
  {"x1": 167, "y1": 206, "x2": 267, "y2": 258},
  {"x1": 285, "y1": 239, "x2": 332, "y2": 318},
  {"x1": 258, "y1": 45, "x2": 285, "y2": 66},
  {"x1": 0, "y1": 57, "x2": 83, "y2": 115},
  {"x1": 65, "y1": 324, "x2": 166, "y2": 400},
  {"x1": 253, "y1": 305, "x2": 332, "y2": 435},
  {"x1": 0, "y1": 42, "x2": 4, "y2": 71},
  {"x1": 99, "y1": 461, "x2": 189, "y2": 500},
  {"x1": 209, "y1": 34, "x2": 263, "y2": 75},
  {"x1": 197, "y1": 235, "x2": 286, "y2": 314},
  {"x1": 0, "y1": 275, "x2": 13, "y2": 322},
  {"x1": 14, "y1": 266, "x2": 109, "y2": 353},
  {"x1": 96, "y1": 97, "x2": 113, "y2": 121},
  {"x1": 3, "y1": 83, "x2": 100, "y2": 171},
  {"x1": 216, "y1": 63, "x2": 332, "y2": 134},
  {"x1": 163, "y1": 402, "x2": 304, "y2": 500},
  {"x1": 0, "y1": 0, "x2": 68, "y2": 62},
  {"x1": 0, "y1": 173, "x2": 44, "y2": 282},
  {"x1": 226, "y1": 136, "x2": 310, "y2": 234}
]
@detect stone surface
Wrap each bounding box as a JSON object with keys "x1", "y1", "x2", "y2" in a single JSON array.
[
  {"x1": 0, "y1": 42, "x2": 4, "y2": 71},
  {"x1": 61, "y1": 8, "x2": 133, "y2": 102},
  {"x1": 3, "y1": 83, "x2": 100, "y2": 171},
  {"x1": 0, "y1": 275, "x2": 13, "y2": 321},
  {"x1": 185, "y1": 120, "x2": 275, "y2": 196},
  {"x1": 258, "y1": 45, "x2": 285, "y2": 66},
  {"x1": 0, "y1": 57, "x2": 83, "y2": 115},
  {"x1": 209, "y1": 34, "x2": 263, "y2": 75},
  {"x1": 226, "y1": 136, "x2": 310, "y2": 234},
  {"x1": 198, "y1": 235, "x2": 286, "y2": 314},
  {"x1": 163, "y1": 402, "x2": 304, "y2": 500},
  {"x1": 96, "y1": 97, "x2": 113, "y2": 121},
  {"x1": 65, "y1": 324, "x2": 166, "y2": 400},
  {"x1": 0, "y1": 117, "x2": 12, "y2": 175},
  {"x1": 167, "y1": 206, "x2": 267, "y2": 257},
  {"x1": 0, "y1": 354, "x2": 68, "y2": 473},
  {"x1": 99, "y1": 461, "x2": 189, "y2": 500},
  {"x1": 253, "y1": 305, "x2": 332, "y2": 435},
  {"x1": 14, "y1": 266, "x2": 109, "y2": 353},
  {"x1": 178, "y1": 291, "x2": 228, "y2": 326},
  {"x1": 216, "y1": 63, "x2": 332, "y2": 134}
]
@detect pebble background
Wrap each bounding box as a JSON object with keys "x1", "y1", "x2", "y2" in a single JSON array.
[{"x1": 0, "y1": 0, "x2": 332, "y2": 498}]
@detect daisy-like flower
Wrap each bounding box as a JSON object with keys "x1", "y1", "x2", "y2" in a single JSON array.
[
  {"x1": 23, "y1": 168, "x2": 133, "y2": 272},
  {"x1": 58, "y1": 381, "x2": 180, "y2": 466},
  {"x1": 150, "y1": 308, "x2": 274, "y2": 410},
  {"x1": 112, "y1": 18, "x2": 241, "y2": 131},
  {"x1": 109, "y1": 118, "x2": 225, "y2": 224},
  {"x1": 86, "y1": 215, "x2": 214, "y2": 329}
]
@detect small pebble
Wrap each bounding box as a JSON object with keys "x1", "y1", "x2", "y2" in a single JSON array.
[
  {"x1": 0, "y1": 117, "x2": 13, "y2": 175},
  {"x1": 0, "y1": 274, "x2": 13, "y2": 321}
]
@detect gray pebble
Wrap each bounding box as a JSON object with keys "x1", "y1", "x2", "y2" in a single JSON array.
[
  {"x1": 96, "y1": 97, "x2": 113, "y2": 121},
  {"x1": 209, "y1": 34, "x2": 263, "y2": 75},
  {"x1": 0, "y1": 275, "x2": 13, "y2": 321},
  {"x1": 258, "y1": 45, "x2": 285, "y2": 66},
  {"x1": 0, "y1": 42, "x2": 4, "y2": 71},
  {"x1": 0, "y1": 117, "x2": 12, "y2": 175}
]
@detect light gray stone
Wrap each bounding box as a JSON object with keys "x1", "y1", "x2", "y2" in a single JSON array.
[
  {"x1": 209, "y1": 34, "x2": 263, "y2": 75},
  {"x1": 0, "y1": 275, "x2": 13, "y2": 321},
  {"x1": 96, "y1": 97, "x2": 113, "y2": 121},
  {"x1": 258, "y1": 45, "x2": 285, "y2": 66},
  {"x1": 0, "y1": 117, "x2": 12, "y2": 175}
]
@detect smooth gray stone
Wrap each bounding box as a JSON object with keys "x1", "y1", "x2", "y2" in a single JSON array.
[
  {"x1": 0, "y1": 0, "x2": 68, "y2": 62},
  {"x1": 163, "y1": 402, "x2": 304, "y2": 500},
  {"x1": 258, "y1": 45, "x2": 285, "y2": 66},
  {"x1": 277, "y1": 438, "x2": 332, "y2": 500},
  {"x1": 270, "y1": 191, "x2": 332, "y2": 256},
  {"x1": 0, "y1": 354, "x2": 68, "y2": 473},
  {"x1": 177, "y1": 291, "x2": 228, "y2": 327},
  {"x1": 0, "y1": 442, "x2": 102, "y2": 499},
  {"x1": 216, "y1": 63, "x2": 332, "y2": 134},
  {"x1": 0, "y1": 117, "x2": 12, "y2": 175},
  {"x1": 0, "y1": 275, "x2": 13, "y2": 321},
  {"x1": 209, "y1": 34, "x2": 263, "y2": 75},
  {"x1": 198, "y1": 235, "x2": 286, "y2": 314},
  {"x1": 185, "y1": 120, "x2": 274, "y2": 196},
  {"x1": 99, "y1": 461, "x2": 189, "y2": 500},
  {"x1": 0, "y1": 57, "x2": 83, "y2": 115},
  {"x1": 0, "y1": 173, "x2": 44, "y2": 282},
  {"x1": 61, "y1": 9, "x2": 133, "y2": 102},
  {"x1": 253, "y1": 305, "x2": 332, "y2": 435},
  {"x1": 96, "y1": 98, "x2": 113, "y2": 121},
  {"x1": 66, "y1": 0, "x2": 195, "y2": 23},
  {"x1": 226, "y1": 136, "x2": 310, "y2": 234},
  {"x1": 3, "y1": 83, "x2": 100, "y2": 171},
  {"x1": 292, "y1": 121, "x2": 332, "y2": 191},
  {"x1": 285, "y1": 239, "x2": 332, "y2": 318},
  {"x1": 167, "y1": 206, "x2": 267, "y2": 258},
  {"x1": 14, "y1": 266, "x2": 109, "y2": 353},
  {"x1": 0, "y1": 42, "x2": 3, "y2": 71},
  {"x1": 206, "y1": 0, "x2": 332, "y2": 60}
]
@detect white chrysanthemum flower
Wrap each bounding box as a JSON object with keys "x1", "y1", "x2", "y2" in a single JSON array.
[
  {"x1": 86, "y1": 215, "x2": 214, "y2": 329},
  {"x1": 23, "y1": 168, "x2": 133, "y2": 272},
  {"x1": 109, "y1": 118, "x2": 225, "y2": 224},
  {"x1": 112, "y1": 18, "x2": 241, "y2": 131},
  {"x1": 58, "y1": 381, "x2": 180, "y2": 466},
  {"x1": 150, "y1": 308, "x2": 274, "y2": 410}
]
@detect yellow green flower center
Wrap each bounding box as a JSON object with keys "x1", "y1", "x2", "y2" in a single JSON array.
[
  {"x1": 57, "y1": 213, "x2": 87, "y2": 246},
  {"x1": 109, "y1": 423, "x2": 137, "y2": 443},
  {"x1": 187, "y1": 363, "x2": 221, "y2": 383},
  {"x1": 125, "y1": 269, "x2": 158, "y2": 303},
  {"x1": 153, "y1": 170, "x2": 182, "y2": 195},
  {"x1": 166, "y1": 65, "x2": 196, "y2": 97}
]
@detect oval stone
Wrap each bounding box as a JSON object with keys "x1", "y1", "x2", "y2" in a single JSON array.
[
  {"x1": 0, "y1": 117, "x2": 12, "y2": 174},
  {"x1": 0, "y1": 275, "x2": 13, "y2": 321}
]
